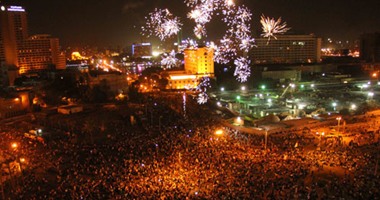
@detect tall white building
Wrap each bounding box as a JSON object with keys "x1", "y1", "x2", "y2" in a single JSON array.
[{"x1": 251, "y1": 35, "x2": 322, "y2": 64}]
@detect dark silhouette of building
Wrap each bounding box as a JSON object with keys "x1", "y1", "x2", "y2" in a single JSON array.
[{"x1": 360, "y1": 33, "x2": 380, "y2": 63}]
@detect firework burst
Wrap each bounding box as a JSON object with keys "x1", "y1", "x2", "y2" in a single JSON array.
[
  {"x1": 234, "y1": 57, "x2": 251, "y2": 82},
  {"x1": 195, "y1": 77, "x2": 211, "y2": 104},
  {"x1": 161, "y1": 50, "x2": 178, "y2": 69},
  {"x1": 142, "y1": 8, "x2": 182, "y2": 40},
  {"x1": 260, "y1": 15, "x2": 291, "y2": 43},
  {"x1": 142, "y1": 1, "x2": 289, "y2": 103}
]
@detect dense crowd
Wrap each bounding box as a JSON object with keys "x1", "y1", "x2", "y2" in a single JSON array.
[{"x1": 1, "y1": 94, "x2": 379, "y2": 199}]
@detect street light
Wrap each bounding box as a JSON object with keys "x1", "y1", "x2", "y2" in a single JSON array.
[
  {"x1": 332, "y1": 102, "x2": 337, "y2": 111},
  {"x1": 336, "y1": 116, "x2": 342, "y2": 134},
  {"x1": 215, "y1": 129, "x2": 224, "y2": 136},
  {"x1": 368, "y1": 92, "x2": 374, "y2": 100},
  {"x1": 11, "y1": 142, "x2": 18, "y2": 149},
  {"x1": 220, "y1": 87, "x2": 225, "y2": 92},
  {"x1": 265, "y1": 130, "x2": 268, "y2": 150}
]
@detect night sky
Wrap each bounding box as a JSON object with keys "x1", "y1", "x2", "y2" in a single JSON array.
[{"x1": 3, "y1": 0, "x2": 380, "y2": 48}]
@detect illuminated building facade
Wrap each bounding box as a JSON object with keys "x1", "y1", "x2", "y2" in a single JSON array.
[
  {"x1": 132, "y1": 43, "x2": 152, "y2": 59},
  {"x1": 184, "y1": 47, "x2": 214, "y2": 75},
  {"x1": 167, "y1": 47, "x2": 214, "y2": 89},
  {"x1": 0, "y1": 4, "x2": 65, "y2": 75},
  {"x1": 251, "y1": 35, "x2": 322, "y2": 64},
  {"x1": 18, "y1": 34, "x2": 66, "y2": 73},
  {"x1": 0, "y1": 5, "x2": 28, "y2": 67}
]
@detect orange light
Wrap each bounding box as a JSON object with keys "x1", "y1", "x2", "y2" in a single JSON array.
[
  {"x1": 336, "y1": 117, "x2": 342, "y2": 120},
  {"x1": 11, "y1": 142, "x2": 18, "y2": 149},
  {"x1": 372, "y1": 73, "x2": 377, "y2": 78},
  {"x1": 169, "y1": 75, "x2": 197, "y2": 80},
  {"x1": 20, "y1": 158, "x2": 25, "y2": 163},
  {"x1": 215, "y1": 129, "x2": 224, "y2": 135}
]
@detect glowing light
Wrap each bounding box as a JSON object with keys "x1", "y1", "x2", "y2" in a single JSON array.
[
  {"x1": 7, "y1": 6, "x2": 25, "y2": 12},
  {"x1": 215, "y1": 129, "x2": 224, "y2": 135},
  {"x1": 169, "y1": 75, "x2": 197, "y2": 80},
  {"x1": 152, "y1": 51, "x2": 160, "y2": 57},
  {"x1": 260, "y1": 15, "x2": 290, "y2": 43},
  {"x1": 20, "y1": 158, "x2": 25, "y2": 163},
  {"x1": 1, "y1": 6, "x2": 5, "y2": 11},
  {"x1": 11, "y1": 142, "x2": 18, "y2": 149},
  {"x1": 298, "y1": 104, "x2": 306, "y2": 109}
]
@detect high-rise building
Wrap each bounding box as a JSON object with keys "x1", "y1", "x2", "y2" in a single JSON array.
[
  {"x1": 167, "y1": 47, "x2": 214, "y2": 89},
  {"x1": 251, "y1": 35, "x2": 322, "y2": 64},
  {"x1": 132, "y1": 43, "x2": 152, "y2": 59},
  {"x1": 18, "y1": 34, "x2": 66, "y2": 73},
  {"x1": 184, "y1": 47, "x2": 214, "y2": 76},
  {"x1": 0, "y1": 5, "x2": 28, "y2": 67},
  {"x1": 360, "y1": 33, "x2": 380, "y2": 63},
  {"x1": 1, "y1": 4, "x2": 65, "y2": 75}
]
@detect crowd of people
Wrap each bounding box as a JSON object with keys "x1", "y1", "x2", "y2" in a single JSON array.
[{"x1": 0, "y1": 93, "x2": 379, "y2": 199}]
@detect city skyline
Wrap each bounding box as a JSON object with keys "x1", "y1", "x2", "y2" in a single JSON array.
[{"x1": 2, "y1": 0, "x2": 380, "y2": 48}]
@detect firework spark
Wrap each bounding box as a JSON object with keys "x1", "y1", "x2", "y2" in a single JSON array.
[
  {"x1": 234, "y1": 57, "x2": 251, "y2": 82},
  {"x1": 195, "y1": 77, "x2": 211, "y2": 104},
  {"x1": 142, "y1": 1, "x2": 289, "y2": 103},
  {"x1": 161, "y1": 50, "x2": 178, "y2": 69},
  {"x1": 260, "y1": 14, "x2": 291, "y2": 43},
  {"x1": 142, "y1": 8, "x2": 182, "y2": 40}
]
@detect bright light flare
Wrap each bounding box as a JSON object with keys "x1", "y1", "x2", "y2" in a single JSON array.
[
  {"x1": 215, "y1": 129, "x2": 224, "y2": 135},
  {"x1": 11, "y1": 142, "x2": 18, "y2": 149}
]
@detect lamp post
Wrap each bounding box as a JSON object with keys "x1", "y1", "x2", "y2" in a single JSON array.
[
  {"x1": 215, "y1": 129, "x2": 224, "y2": 136},
  {"x1": 336, "y1": 116, "x2": 342, "y2": 134},
  {"x1": 265, "y1": 130, "x2": 268, "y2": 150}
]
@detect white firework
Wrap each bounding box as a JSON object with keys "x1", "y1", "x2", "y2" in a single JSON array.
[
  {"x1": 142, "y1": 9, "x2": 182, "y2": 40},
  {"x1": 260, "y1": 14, "x2": 291, "y2": 43},
  {"x1": 161, "y1": 50, "x2": 178, "y2": 69},
  {"x1": 197, "y1": 92, "x2": 209, "y2": 104},
  {"x1": 195, "y1": 77, "x2": 211, "y2": 104},
  {"x1": 234, "y1": 57, "x2": 251, "y2": 82},
  {"x1": 143, "y1": 1, "x2": 290, "y2": 103},
  {"x1": 194, "y1": 24, "x2": 207, "y2": 39}
]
